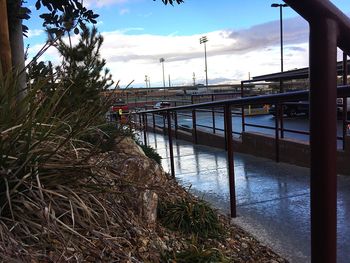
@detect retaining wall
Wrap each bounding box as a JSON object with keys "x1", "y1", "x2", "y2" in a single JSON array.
[{"x1": 148, "y1": 125, "x2": 350, "y2": 175}]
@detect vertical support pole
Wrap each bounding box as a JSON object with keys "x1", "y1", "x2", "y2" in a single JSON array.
[
  {"x1": 342, "y1": 52, "x2": 348, "y2": 150},
  {"x1": 223, "y1": 105, "x2": 228, "y2": 150},
  {"x1": 192, "y1": 109, "x2": 198, "y2": 144},
  {"x1": 278, "y1": 5, "x2": 284, "y2": 140},
  {"x1": 139, "y1": 114, "x2": 142, "y2": 129},
  {"x1": 191, "y1": 96, "x2": 198, "y2": 144},
  {"x1": 212, "y1": 94, "x2": 216, "y2": 134},
  {"x1": 309, "y1": 19, "x2": 337, "y2": 263},
  {"x1": 279, "y1": 79, "x2": 285, "y2": 139},
  {"x1": 224, "y1": 104, "x2": 236, "y2": 218},
  {"x1": 152, "y1": 113, "x2": 156, "y2": 132},
  {"x1": 174, "y1": 111, "x2": 178, "y2": 139},
  {"x1": 142, "y1": 113, "x2": 147, "y2": 146},
  {"x1": 275, "y1": 104, "x2": 280, "y2": 162},
  {"x1": 241, "y1": 81, "x2": 246, "y2": 132},
  {"x1": 167, "y1": 110, "x2": 175, "y2": 178},
  {"x1": 163, "y1": 113, "x2": 166, "y2": 134},
  {"x1": 145, "y1": 113, "x2": 148, "y2": 132}
]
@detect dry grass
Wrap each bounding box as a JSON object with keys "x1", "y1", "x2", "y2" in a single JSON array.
[
  {"x1": 0, "y1": 71, "x2": 288, "y2": 262},
  {"x1": 0, "y1": 72, "x2": 147, "y2": 261}
]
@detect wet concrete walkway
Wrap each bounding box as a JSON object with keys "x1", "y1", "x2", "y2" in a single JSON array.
[{"x1": 144, "y1": 132, "x2": 350, "y2": 263}]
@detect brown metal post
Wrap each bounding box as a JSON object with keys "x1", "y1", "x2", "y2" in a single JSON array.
[
  {"x1": 192, "y1": 109, "x2": 198, "y2": 144},
  {"x1": 152, "y1": 113, "x2": 156, "y2": 132},
  {"x1": 212, "y1": 94, "x2": 216, "y2": 134},
  {"x1": 342, "y1": 52, "x2": 348, "y2": 150},
  {"x1": 224, "y1": 105, "x2": 237, "y2": 218},
  {"x1": 309, "y1": 19, "x2": 338, "y2": 263},
  {"x1": 275, "y1": 104, "x2": 280, "y2": 162},
  {"x1": 241, "y1": 81, "x2": 246, "y2": 132},
  {"x1": 167, "y1": 111, "x2": 175, "y2": 178},
  {"x1": 163, "y1": 114, "x2": 166, "y2": 134},
  {"x1": 174, "y1": 111, "x2": 178, "y2": 139},
  {"x1": 142, "y1": 113, "x2": 147, "y2": 146},
  {"x1": 145, "y1": 113, "x2": 148, "y2": 132},
  {"x1": 191, "y1": 96, "x2": 198, "y2": 144},
  {"x1": 280, "y1": 79, "x2": 285, "y2": 139}
]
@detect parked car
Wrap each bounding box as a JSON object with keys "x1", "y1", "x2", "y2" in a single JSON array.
[
  {"x1": 153, "y1": 101, "x2": 171, "y2": 109},
  {"x1": 269, "y1": 97, "x2": 350, "y2": 118},
  {"x1": 269, "y1": 101, "x2": 309, "y2": 117}
]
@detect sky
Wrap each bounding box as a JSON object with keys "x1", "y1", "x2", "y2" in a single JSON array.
[{"x1": 24, "y1": 0, "x2": 350, "y2": 88}]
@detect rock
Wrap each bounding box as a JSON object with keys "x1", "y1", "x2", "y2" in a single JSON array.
[
  {"x1": 155, "y1": 238, "x2": 167, "y2": 251},
  {"x1": 139, "y1": 190, "x2": 158, "y2": 227},
  {"x1": 138, "y1": 246, "x2": 147, "y2": 253},
  {"x1": 113, "y1": 137, "x2": 146, "y2": 157},
  {"x1": 241, "y1": 242, "x2": 249, "y2": 249},
  {"x1": 141, "y1": 237, "x2": 149, "y2": 246}
]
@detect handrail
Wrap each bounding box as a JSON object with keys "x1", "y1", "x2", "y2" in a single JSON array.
[
  {"x1": 135, "y1": 2, "x2": 350, "y2": 261},
  {"x1": 191, "y1": 91, "x2": 241, "y2": 97},
  {"x1": 137, "y1": 85, "x2": 350, "y2": 115},
  {"x1": 282, "y1": 2, "x2": 350, "y2": 262}
]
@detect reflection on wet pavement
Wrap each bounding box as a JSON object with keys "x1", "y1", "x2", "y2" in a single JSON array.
[{"x1": 145, "y1": 132, "x2": 350, "y2": 263}]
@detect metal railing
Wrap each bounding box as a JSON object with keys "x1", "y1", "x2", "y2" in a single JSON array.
[
  {"x1": 283, "y1": 1, "x2": 350, "y2": 262},
  {"x1": 134, "y1": 84, "x2": 350, "y2": 215},
  {"x1": 133, "y1": 2, "x2": 350, "y2": 261}
]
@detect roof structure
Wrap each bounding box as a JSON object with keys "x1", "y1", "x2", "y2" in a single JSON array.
[{"x1": 242, "y1": 60, "x2": 350, "y2": 83}]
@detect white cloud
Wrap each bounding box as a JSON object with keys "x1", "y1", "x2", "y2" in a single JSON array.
[
  {"x1": 26, "y1": 43, "x2": 60, "y2": 66},
  {"x1": 85, "y1": 0, "x2": 129, "y2": 8},
  {"x1": 96, "y1": 16, "x2": 310, "y2": 87},
  {"x1": 27, "y1": 29, "x2": 44, "y2": 38},
  {"x1": 25, "y1": 16, "x2": 312, "y2": 88}
]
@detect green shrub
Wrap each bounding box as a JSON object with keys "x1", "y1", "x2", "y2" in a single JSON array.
[
  {"x1": 137, "y1": 142, "x2": 162, "y2": 164},
  {"x1": 162, "y1": 244, "x2": 229, "y2": 263},
  {"x1": 0, "y1": 63, "x2": 118, "y2": 259},
  {"x1": 158, "y1": 199, "x2": 222, "y2": 238},
  {"x1": 79, "y1": 122, "x2": 133, "y2": 152}
]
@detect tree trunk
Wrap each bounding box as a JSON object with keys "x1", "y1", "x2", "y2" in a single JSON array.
[
  {"x1": 10, "y1": 16, "x2": 26, "y2": 99},
  {"x1": 0, "y1": 0, "x2": 12, "y2": 75},
  {"x1": 8, "y1": 0, "x2": 27, "y2": 99}
]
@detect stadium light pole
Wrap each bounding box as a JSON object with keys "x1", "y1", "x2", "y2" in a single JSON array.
[
  {"x1": 199, "y1": 36, "x2": 209, "y2": 91},
  {"x1": 144, "y1": 75, "x2": 149, "y2": 88},
  {"x1": 272, "y1": 3, "x2": 288, "y2": 140},
  {"x1": 160, "y1": 58, "x2": 166, "y2": 98},
  {"x1": 271, "y1": 3, "x2": 288, "y2": 74},
  {"x1": 160, "y1": 58, "x2": 165, "y2": 87}
]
